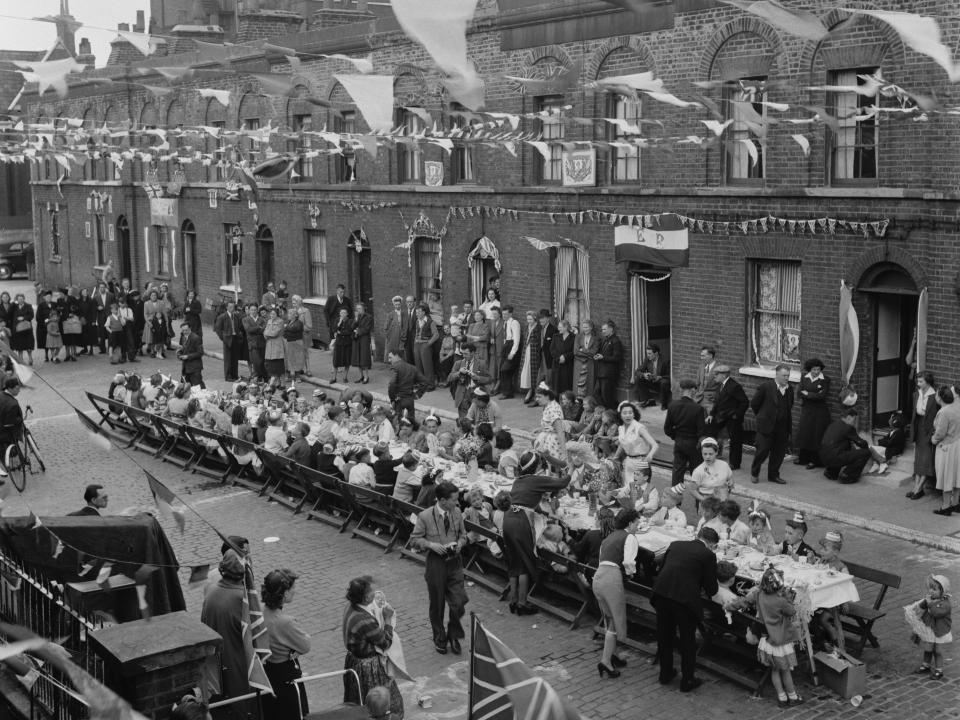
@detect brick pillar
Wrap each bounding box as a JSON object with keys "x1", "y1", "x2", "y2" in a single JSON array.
[{"x1": 89, "y1": 611, "x2": 222, "y2": 720}]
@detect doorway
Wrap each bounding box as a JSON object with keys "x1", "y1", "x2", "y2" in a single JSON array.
[
  {"x1": 255, "y1": 225, "x2": 274, "y2": 297},
  {"x1": 347, "y1": 230, "x2": 373, "y2": 309},
  {"x1": 630, "y1": 270, "x2": 672, "y2": 373},
  {"x1": 871, "y1": 293, "x2": 918, "y2": 427},
  {"x1": 116, "y1": 215, "x2": 132, "y2": 283},
  {"x1": 180, "y1": 220, "x2": 197, "y2": 290}
]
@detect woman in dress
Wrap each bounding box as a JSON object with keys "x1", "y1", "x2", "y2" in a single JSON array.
[
  {"x1": 478, "y1": 287, "x2": 500, "y2": 317},
  {"x1": 283, "y1": 306, "x2": 306, "y2": 381},
  {"x1": 263, "y1": 307, "x2": 287, "y2": 384},
  {"x1": 549, "y1": 319, "x2": 576, "y2": 395},
  {"x1": 79, "y1": 286, "x2": 98, "y2": 354},
  {"x1": 465, "y1": 309, "x2": 490, "y2": 372},
  {"x1": 532, "y1": 383, "x2": 567, "y2": 466},
  {"x1": 412, "y1": 304, "x2": 439, "y2": 388},
  {"x1": 142, "y1": 290, "x2": 160, "y2": 356},
  {"x1": 501, "y1": 450, "x2": 570, "y2": 615},
  {"x1": 593, "y1": 508, "x2": 641, "y2": 679},
  {"x1": 931, "y1": 386, "x2": 960, "y2": 516},
  {"x1": 573, "y1": 319, "x2": 599, "y2": 401},
  {"x1": 35, "y1": 291, "x2": 50, "y2": 361},
  {"x1": 0, "y1": 291, "x2": 12, "y2": 329},
  {"x1": 342, "y1": 576, "x2": 404, "y2": 719},
  {"x1": 908, "y1": 371, "x2": 938, "y2": 499},
  {"x1": 261, "y1": 569, "x2": 311, "y2": 720},
  {"x1": 10, "y1": 293, "x2": 34, "y2": 365},
  {"x1": 330, "y1": 307, "x2": 354, "y2": 384},
  {"x1": 351, "y1": 302, "x2": 374, "y2": 384},
  {"x1": 614, "y1": 401, "x2": 658, "y2": 486},
  {"x1": 794, "y1": 358, "x2": 831, "y2": 469},
  {"x1": 183, "y1": 290, "x2": 203, "y2": 336},
  {"x1": 687, "y1": 436, "x2": 734, "y2": 503}
]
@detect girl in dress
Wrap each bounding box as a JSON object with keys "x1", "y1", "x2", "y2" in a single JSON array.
[
  {"x1": 533, "y1": 382, "x2": 567, "y2": 465},
  {"x1": 756, "y1": 567, "x2": 803, "y2": 708},
  {"x1": 62, "y1": 306, "x2": 83, "y2": 362},
  {"x1": 463, "y1": 487, "x2": 496, "y2": 545},
  {"x1": 908, "y1": 574, "x2": 953, "y2": 679},
  {"x1": 45, "y1": 309, "x2": 63, "y2": 363},
  {"x1": 746, "y1": 502, "x2": 778, "y2": 555}
]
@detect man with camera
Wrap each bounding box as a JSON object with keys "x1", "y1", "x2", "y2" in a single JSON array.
[
  {"x1": 409, "y1": 482, "x2": 468, "y2": 655},
  {"x1": 446, "y1": 343, "x2": 491, "y2": 419}
]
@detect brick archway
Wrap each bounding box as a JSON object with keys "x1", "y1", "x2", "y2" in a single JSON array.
[
  {"x1": 698, "y1": 17, "x2": 787, "y2": 81},
  {"x1": 846, "y1": 246, "x2": 929, "y2": 291},
  {"x1": 587, "y1": 36, "x2": 656, "y2": 79},
  {"x1": 798, "y1": 6, "x2": 907, "y2": 83},
  {"x1": 522, "y1": 45, "x2": 574, "y2": 75}
]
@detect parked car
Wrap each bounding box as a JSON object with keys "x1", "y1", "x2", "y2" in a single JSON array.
[{"x1": 0, "y1": 240, "x2": 32, "y2": 280}]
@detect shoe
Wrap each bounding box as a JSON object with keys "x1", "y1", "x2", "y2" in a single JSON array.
[
  {"x1": 878, "y1": 463, "x2": 889, "y2": 474},
  {"x1": 508, "y1": 602, "x2": 517, "y2": 614},
  {"x1": 500, "y1": 395, "x2": 515, "y2": 400},
  {"x1": 906, "y1": 490, "x2": 925, "y2": 499},
  {"x1": 751, "y1": 475, "x2": 759, "y2": 484},
  {"x1": 610, "y1": 654, "x2": 627, "y2": 668},
  {"x1": 839, "y1": 472, "x2": 858, "y2": 485},
  {"x1": 931, "y1": 669, "x2": 944, "y2": 679},
  {"x1": 778, "y1": 699, "x2": 789, "y2": 709},
  {"x1": 824, "y1": 471, "x2": 839, "y2": 480},
  {"x1": 597, "y1": 662, "x2": 620, "y2": 679},
  {"x1": 449, "y1": 638, "x2": 462, "y2": 655},
  {"x1": 680, "y1": 677, "x2": 703, "y2": 692},
  {"x1": 53, "y1": 358, "x2": 60, "y2": 364},
  {"x1": 914, "y1": 665, "x2": 931, "y2": 674},
  {"x1": 789, "y1": 696, "x2": 804, "y2": 706},
  {"x1": 950, "y1": 504, "x2": 960, "y2": 513},
  {"x1": 768, "y1": 476, "x2": 786, "y2": 485},
  {"x1": 516, "y1": 604, "x2": 539, "y2": 616},
  {"x1": 933, "y1": 507, "x2": 953, "y2": 516},
  {"x1": 805, "y1": 463, "x2": 817, "y2": 470},
  {"x1": 658, "y1": 669, "x2": 677, "y2": 685},
  {"x1": 434, "y1": 642, "x2": 448, "y2": 655}
]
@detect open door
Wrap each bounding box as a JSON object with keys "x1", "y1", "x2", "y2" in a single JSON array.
[
  {"x1": 872, "y1": 294, "x2": 917, "y2": 427},
  {"x1": 347, "y1": 230, "x2": 373, "y2": 309},
  {"x1": 630, "y1": 269, "x2": 672, "y2": 375}
]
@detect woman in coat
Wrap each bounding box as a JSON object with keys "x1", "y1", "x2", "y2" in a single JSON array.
[
  {"x1": 79, "y1": 286, "x2": 98, "y2": 354},
  {"x1": 351, "y1": 302, "x2": 374, "y2": 384},
  {"x1": 931, "y1": 386, "x2": 960, "y2": 515},
  {"x1": 263, "y1": 307, "x2": 287, "y2": 384},
  {"x1": 330, "y1": 308, "x2": 354, "y2": 383},
  {"x1": 183, "y1": 290, "x2": 203, "y2": 336},
  {"x1": 10, "y1": 293, "x2": 34, "y2": 364},
  {"x1": 573, "y1": 319, "x2": 599, "y2": 401},
  {"x1": 794, "y1": 358, "x2": 831, "y2": 468},
  {"x1": 35, "y1": 291, "x2": 51, "y2": 360},
  {"x1": 908, "y1": 371, "x2": 938, "y2": 499},
  {"x1": 549, "y1": 319, "x2": 576, "y2": 395},
  {"x1": 283, "y1": 306, "x2": 306, "y2": 381},
  {"x1": 465, "y1": 309, "x2": 490, "y2": 372},
  {"x1": 520, "y1": 310, "x2": 541, "y2": 404},
  {"x1": 412, "y1": 304, "x2": 439, "y2": 388}
]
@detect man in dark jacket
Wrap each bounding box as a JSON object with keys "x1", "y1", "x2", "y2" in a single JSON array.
[
  {"x1": 750, "y1": 364, "x2": 794, "y2": 484},
  {"x1": 242, "y1": 303, "x2": 266, "y2": 382},
  {"x1": 594, "y1": 320, "x2": 623, "y2": 409},
  {"x1": 707, "y1": 365, "x2": 750, "y2": 470},
  {"x1": 68, "y1": 484, "x2": 108, "y2": 516},
  {"x1": 324, "y1": 284, "x2": 353, "y2": 340},
  {"x1": 447, "y1": 343, "x2": 491, "y2": 418},
  {"x1": 177, "y1": 322, "x2": 205, "y2": 388},
  {"x1": 213, "y1": 301, "x2": 244, "y2": 381},
  {"x1": 820, "y1": 408, "x2": 877, "y2": 483},
  {"x1": 664, "y1": 379, "x2": 706, "y2": 486},
  {"x1": 386, "y1": 350, "x2": 428, "y2": 422},
  {"x1": 652, "y1": 527, "x2": 719, "y2": 692},
  {"x1": 633, "y1": 344, "x2": 671, "y2": 410}
]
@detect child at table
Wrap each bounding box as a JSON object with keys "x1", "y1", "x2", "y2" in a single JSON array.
[
  {"x1": 593, "y1": 409, "x2": 620, "y2": 457},
  {"x1": 391, "y1": 452, "x2": 423, "y2": 504},
  {"x1": 537, "y1": 523, "x2": 572, "y2": 574},
  {"x1": 633, "y1": 472, "x2": 661, "y2": 517},
  {"x1": 746, "y1": 502, "x2": 778, "y2": 556},
  {"x1": 695, "y1": 495, "x2": 721, "y2": 533},
  {"x1": 712, "y1": 560, "x2": 740, "y2": 609},
  {"x1": 781, "y1": 512, "x2": 818, "y2": 559},
  {"x1": 907, "y1": 574, "x2": 953, "y2": 680},
  {"x1": 814, "y1": 530, "x2": 849, "y2": 649},
  {"x1": 464, "y1": 487, "x2": 496, "y2": 545},
  {"x1": 756, "y1": 567, "x2": 804, "y2": 708},
  {"x1": 649, "y1": 485, "x2": 686, "y2": 528}
]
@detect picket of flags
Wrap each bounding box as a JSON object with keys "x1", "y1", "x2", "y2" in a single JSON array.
[{"x1": 614, "y1": 213, "x2": 690, "y2": 267}]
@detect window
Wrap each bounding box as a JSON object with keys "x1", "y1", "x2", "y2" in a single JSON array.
[
  {"x1": 554, "y1": 247, "x2": 589, "y2": 328},
  {"x1": 536, "y1": 96, "x2": 564, "y2": 182},
  {"x1": 450, "y1": 104, "x2": 475, "y2": 183},
  {"x1": 49, "y1": 208, "x2": 61, "y2": 258},
  {"x1": 94, "y1": 215, "x2": 105, "y2": 266},
  {"x1": 291, "y1": 114, "x2": 314, "y2": 181},
  {"x1": 155, "y1": 227, "x2": 170, "y2": 275},
  {"x1": 307, "y1": 229, "x2": 328, "y2": 297},
  {"x1": 243, "y1": 117, "x2": 261, "y2": 164},
  {"x1": 334, "y1": 111, "x2": 356, "y2": 182},
  {"x1": 414, "y1": 237, "x2": 441, "y2": 301},
  {"x1": 212, "y1": 121, "x2": 226, "y2": 181},
  {"x1": 396, "y1": 109, "x2": 423, "y2": 182},
  {"x1": 749, "y1": 260, "x2": 801, "y2": 365},
  {"x1": 829, "y1": 68, "x2": 878, "y2": 183},
  {"x1": 724, "y1": 79, "x2": 766, "y2": 183},
  {"x1": 610, "y1": 95, "x2": 641, "y2": 182}
]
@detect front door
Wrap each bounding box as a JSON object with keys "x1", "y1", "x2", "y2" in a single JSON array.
[
  {"x1": 256, "y1": 238, "x2": 274, "y2": 297},
  {"x1": 348, "y1": 247, "x2": 373, "y2": 309},
  {"x1": 872, "y1": 293, "x2": 917, "y2": 427},
  {"x1": 646, "y1": 276, "x2": 671, "y2": 368},
  {"x1": 116, "y1": 216, "x2": 132, "y2": 283}
]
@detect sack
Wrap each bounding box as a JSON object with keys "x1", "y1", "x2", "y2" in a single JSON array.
[{"x1": 15, "y1": 321, "x2": 31, "y2": 333}]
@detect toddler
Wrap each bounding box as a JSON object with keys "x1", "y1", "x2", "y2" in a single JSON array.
[
  {"x1": 756, "y1": 567, "x2": 803, "y2": 708},
  {"x1": 463, "y1": 487, "x2": 496, "y2": 544},
  {"x1": 746, "y1": 502, "x2": 778, "y2": 555},
  {"x1": 908, "y1": 574, "x2": 953, "y2": 679},
  {"x1": 650, "y1": 485, "x2": 686, "y2": 528},
  {"x1": 634, "y1": 472, "x2": 661, "y2": 517},
  {"x1": 537, "y1": 523, "x2": 572, "y2": 573},
  {"x1": 815, "y1": 530, "x2": 849, "y2": 648}
]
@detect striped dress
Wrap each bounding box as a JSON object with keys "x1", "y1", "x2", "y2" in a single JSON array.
[{"x1": 342, "y1": 603, "x2": 404, "y2": 718}]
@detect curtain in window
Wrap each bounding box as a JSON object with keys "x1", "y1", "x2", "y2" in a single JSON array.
[
  {"x1": 417, "y1": 238, "x2": 441, "y2": 301},
  {"x1": 576, "y1": 249, "x2": 590, "y2": 321},
  {"x1": 630, "y1": 274, "x2": 649, "y2": 372},
  {"x1": 833, "y1": 70, "x2": 857, "y2": 179},
  {"x1": 755, "y1": 262, "x2": 801, "y2": 363},
  {"x1": 308, "y1": 230, "x2": 327, "y2": 296},
  {"x1": 554, "y1": 247, "x2": 576, "y2": 319}
]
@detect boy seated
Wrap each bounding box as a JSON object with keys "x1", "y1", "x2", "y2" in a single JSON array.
[{"x1": 649, "y1": 485, "x2": 687, "y2": 528}]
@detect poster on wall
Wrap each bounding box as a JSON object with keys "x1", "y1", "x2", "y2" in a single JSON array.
[
  {"x1": 425, "y1": 161, "x2": 444, "y2": 187},
  {"x1": 149, "y1": 198, "x2": 179, "y2": 228},
  {"x1": 562, "y1": 148, "x2": 596, "y2": 187}
]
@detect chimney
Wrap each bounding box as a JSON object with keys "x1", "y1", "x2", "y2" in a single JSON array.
[
  {"x1": 77, "y1": 37, "x2": 96, "y2": 66},
  {"x1": 134, "y1": 10, "x2": 145, "y2": 33},
  {"x1": 118, "y1": 22, "x2": 130, "y2": 31}
]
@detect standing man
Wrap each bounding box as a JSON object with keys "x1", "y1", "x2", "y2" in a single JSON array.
[
  {"x1": 447, "y1": 343, "x2": 491, "y2": 418},
  {"x1": 214, "y1": 301, "x2": 243, "y2": 381},
  {"x1": 707, "y1": 365, "x2": 749, "y2": 470},
  {"x1": 633, "y1": 344, "x2": 671, "y2": 410},
  {"x1": 383, "y1": 295, "x2": 407, "y2": 361},
  {"x1": 409, "y1": 482, "x2": 469, "y2": 655},
  {"x1": 386, "y1": 349, "x2": 428, "y2": 422},
  {"x1": 68, "y1": 485, "x2": 108, "y2": 516},
  {"x1": 242, "y1": 303, "x2": 266, "y2": 382},
  {"x1": 291, "y1": 295, "x2": 313, "y2": 375},
  {"x1": 324, "y1": 284, "x2": 353, "y2": 344},
  {"x1": 594, "y1": 320, "x2": 623, "y2": 409},
  {"x1": 695, "y1": 346, "x2": 720, "y2": 415},
  {"x1": 651, "y1": 526, "x2": 719, "y2": 692},
  {"x1": 200, "y1": 549, "x2": 252, "y2": 706},
  {"x1": 664, "y1": 379, "x2": 706, "y2": 487},
  {"x1": 117, "y1": 295, "x2": 138, "y2": 363},
  {"x1": 178, "y1": 321, "x2": 205, "y2": 388},
  {"x1": 403, "y1": 295, "x2": 418, "y2": 364},
  {"x1": 487, "y1": 306, "x2": 505, "y2": 394},
  {"x1": 0, "y1": 378, "x2": 23, "y2": 475},
  {"x1": 534, "y1": 310, "x2": 557, "y2": 392},
  {"x1": 498, "y1": 305, "x2": 521, "y2": 399},
  {"x1": 106, "y1": 302, "x2": 126, "y2": 365},
  {"x1": 750, "y1": 364, "x2": 794, "y2": 485},
  {"x1": 820, "y1": 408, "x2": 878, "y2": 484},
  {"x1": 93, "y1": 281, "x2": 114, "y2": 354}
]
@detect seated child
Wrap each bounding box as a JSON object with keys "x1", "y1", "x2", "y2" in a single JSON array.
[
  {"x1": 593, "y1": 409, "x2": 620, "y2": 457},
  {"x1": 696, "y1": 496, "x2": 722, "y2": 533},
  {"x1": 537, "y1": 523, "x2": 572, "y2": 573},
  {"x1": 560, "y1": 390, "x2": 583, "y2": 426},
  {"x1": 463, "y1": 487, "x2": 496, "y2": 544},
  {"x1": 371, "y1": 405, "x2": 396, "y2": 443},
  {"x1": 717, "y1": 500, "x2": 752, "y2": 545},
  {"x1": 712, "y1": 560, "x2": 740, "y2": 609},
  {"x1": 391, "y1": 452, "x2": 423, "y2": 504},
  {"x1": 436, "y1": 431, "x2": 457, "y2": 461},
  {"x1": 747, "y1": 502, "x2": 779, "y2": 555},
  {"x1": 781, "y1": 512, "x2": 818, "y2": 559},
  {"x1": 814, "y1": 530, "x2": 849, "y2": 649},
  {"x1": 650, "y1": 485, "x2": 687, "y2": 528},
  {"x1": 870, "y1": 411, "x2": 905, "y2": 474},
  {"x1": 415, "y1": 467, "x2": 443, "y2": 507},
  {"x1": 634, "y1": 473, "x2": 661, "y2": 518}
]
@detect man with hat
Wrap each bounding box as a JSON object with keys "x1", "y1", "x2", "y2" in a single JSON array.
[
  {"x1": 750, "y1": 364, "x2": 794, "y2": 485},
  {"x1": 386, "y1": 349, "x2": 428, "y2": 422},
  {"x1": 242, "y1": 303, "x2": 266, "y2": 382},
  {"x1": 466, "y1": 387, "x2": 503, "y2": 433},
  {"x1": 707, "y1": 364, "x2": 749, "y2": 470},
  {"x1": 664, "y1": 379, "x2": 706, "y2": 487},
  {"x1": 383, "y1": 295, "x2": 408, "y2": 361},
  {"x1": 200, "y1": 547, "x2": 252, "y2": 705},
  {"x1": 594, "y1": 320, "x2": 623, "y2": 410},
  {"x1": 447, "y1": 343, "x2": 491, "y2": 419}
]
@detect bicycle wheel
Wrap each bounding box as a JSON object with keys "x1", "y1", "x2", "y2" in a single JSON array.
[
  {"x1": 25, "y1": 430, "x2": 45, "y2": 473},
  {"x1": 4, "y1": 444, "x2": 26, "y2": 493}
]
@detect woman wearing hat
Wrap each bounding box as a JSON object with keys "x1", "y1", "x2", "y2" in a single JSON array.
[
  {"x1": 794, "y1": 359, "x2": 831, "y2": 469},
  {"x1": 351, "y1": 302, "x2": 374, "y2": 384},
  {"x1": 261, "y1": 569, "x2": 311, "y2": 719},
  {"x1": 519, "y1": 310, "x2": 541, "y2": 404},
  {"x1": 263, "y1": 307, "x2": 287, "y2": 384},
  {"x1": 330, "y1": 308, "x2": 354, "y2": 384},
  {"x1": 688, "y1": 437, "x2": 734, "y2": 503}
]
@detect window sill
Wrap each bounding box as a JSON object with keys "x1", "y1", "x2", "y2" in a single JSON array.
[
  {"x1": 49, "y1": 256, "x2": 63, "y2": 264},
  {"x1": 219, "y1": 284, "x2": 242, "y2": 294},
  {"x1": 738, "y1": 365, "x2": 802, "y2": 383},
  {"x1": 303, "y1": 297, "x2": 327, "y2": 306}
]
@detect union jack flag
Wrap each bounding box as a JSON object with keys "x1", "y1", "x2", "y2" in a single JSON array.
[{"x1": 469, "y1": 614, "x2": 583, "y2": 720}]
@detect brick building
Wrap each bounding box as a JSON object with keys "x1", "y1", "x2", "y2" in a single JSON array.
[{"x1": 20, "y1": 0, "x2": 960, "y2": 429}]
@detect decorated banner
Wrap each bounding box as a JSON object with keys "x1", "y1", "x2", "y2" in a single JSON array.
[
  {"x1": 149, "y1": 198, "x2": 179, "y2": 228},
  {"x1": 425, "y1": 161, "x2": 444, "y2": 187},
  {"x1": 562, "y1": 148, "x2": 596, "y2": 187},
  {"x1": 614, "y1": 214, "x2": 689, "y2": 267}
]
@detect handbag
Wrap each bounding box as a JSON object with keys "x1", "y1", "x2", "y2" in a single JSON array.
[
  {"x1": 63, "y1": 318, "x2": 83, "y2": 334},
  {"x1": 15, "y1": 320, "x2": 31, "y2": 333}
]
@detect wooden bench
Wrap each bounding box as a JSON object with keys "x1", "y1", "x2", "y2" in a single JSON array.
[
  {"x1": 528, "y1": 550, "x2": 597, "y2": 630},
  {"x1": 340, "y1": 484, "x2": 402, "y2": 552},
  {"x1": 301, "y1": 467, "x2": 354, "y2": 531},
  {"x1": 841, "y1": 560, "x2": 902, "y2": 656}
]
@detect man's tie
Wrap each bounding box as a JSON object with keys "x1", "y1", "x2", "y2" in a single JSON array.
[
  {"x1": 443, "y1": 515, "x2": 450, "y2": 534},
  {"x1": 726, "y1": 526, "x2": 731, "y2": 540}
]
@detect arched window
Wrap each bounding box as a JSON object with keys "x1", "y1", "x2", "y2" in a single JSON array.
[
  {"x1": 205, "y1": 97, "x2": 228, "y2": 181},
  {"x1": 181, "y1": 220, "x2": 197, "y2": 289},
  {"x1": 288, "y1": 86, "x2": 314, "y2": 181}
]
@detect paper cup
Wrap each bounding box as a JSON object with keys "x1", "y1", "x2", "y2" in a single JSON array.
[{"x1": 418, "y1": 695, "x2": 433, "y2": 709}]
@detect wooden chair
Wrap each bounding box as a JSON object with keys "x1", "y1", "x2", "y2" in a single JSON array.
[
  {"x1": 841, "y1": 560, "x2": 902, "y2": 656},
  {"x1": 259, "y1": 450, "x2": 310, "y2": 513},
  {"x1": 85, "y1": 392, "x2": 138, "y2": 445},
  {"x1": 120, "y1": 405, "x2": 168, "y2": 455},
  {"x1": 300, "y1": 467, "x2": 354, "y2": 531},
  {"x1": 392, "y1": 498, "x2": 427, "y2": 565},
  {"x1": 461, "y1": 520, "x2": 509, "y2": 595},
  {"x1": 339, "y1": 484, "x2": 401, "y2": 552},
  {"x1": 151, "y1": 415, "x2": 204, "y2": 469},
  {"x1": 180, "y1": 424, "x2": 237, "y2": 481}
]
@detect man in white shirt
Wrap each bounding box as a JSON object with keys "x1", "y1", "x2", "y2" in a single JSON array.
[
  {"x1": 117, "y1": 297, "x2": 138, "y2": 363},
  {"x1": 498, "y1": 305, "x2": 522, "y2": 399}
]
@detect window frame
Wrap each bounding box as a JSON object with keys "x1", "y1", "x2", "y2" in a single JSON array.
[
  {"x1": 608, "y1": 94, "x2": 642, "y2": 183},
  {"x1": 723, "y1": 78, "x2": 767, "y2": 185},
  {"x1": 290, "y1": 113, "x2": 314, "y2": 182},
  {"x1": 154, "y1": 226, "x2": 170, "y2": 276},
  {"x1": 827, "y1": 67, "x2": 879, "y2": 186},
  {"x1": 396, "y1": 108, "x2": 424, "y2": 183},
  {"x1": 306, "y1": 228, "x2": 328, "y2": 298},
  {"x1": 413, "y1": 236, "x2": 442, "y2": 302},
  {"x1": 212, "y1": 120, "x2": 227, "y2": 182},
  {"x1": 449, "y1": 104, "x2": 476, "y2": 184},
  {"x1": 535, "y1": 95, "x2": 565, "y2": 184},
  {"x1": 333, "y1": 110, "x2": 356, "y2": 183},
  {"x1": 93, "y1": 214, "x2": 106, "y2": 266},
  {"x1": 747, "y1": 259, "x2": 802, "y2": 367}
]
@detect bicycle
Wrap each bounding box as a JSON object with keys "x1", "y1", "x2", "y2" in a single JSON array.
[{"x1": 3, "y1": 406, "x2": 46, "y2": 492}]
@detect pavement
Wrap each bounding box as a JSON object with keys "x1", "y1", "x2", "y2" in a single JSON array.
[{"x1": 1, "y1": 320, "x2": 958, "y2": 719}]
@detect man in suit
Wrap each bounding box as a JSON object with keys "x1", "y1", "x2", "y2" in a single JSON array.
[
  {"x1": 177, "y1": 322, "x2": 205, "y2": 388},
  {"x1": 820, "y1": 407, "x2": 878, "y2": 483},
  {"x1": 403, "y1": 295, "x2": 418, "y2": 364},
  {"x1": 383, "y1": 295, "x2": 408, "y2": 361},
  {"x1": 594, "y1": 320, "x2": 623, "y2": 409},
  {"x1": 324, "y1": 284, "x2": 353, "y2": 341},
  {"x1": 386, "y1": 349, "x2": 428, "y2": 422},
  {"x1": 652, "y1": 526, "x2": 719, "y2": 692},
  {"x1": 750, "y1": 364, "x2": 794, "y2": 484},
  {"x1": 447, "y1": 343, "x2": 491, "y2": 418},
  {"x1": 633, "y1": 343, "x2": 671, "y2": 410},
  {"x1": 487, "y1": 306, "x2": 505, "y2": 393},
  {"x1": 213, "y1": 301, "x2": 244, "y2": 381},
  {"x1": 93, "y1": 281, "x2": 114, "y2": 354},
  {"x1": 241, "y1": 303, "x2": 266, "y2": 382},
  {"x1": 532, "y1": 309, "x2": 557, "y2": 393},
  {"x1": 707, "y1": 364, "x2": 749, "y2": 470},
  {"x1": 498, "y1": 305, "x2": 522, "y2": 399},
  {"x1": 694, "y1": 345, "x2": 720, "y2": 414},
  {"x1": 664, "y1": 379, "x2": 706, "y2": 487},
  {"x1": 68, "y1": 484, "x2": 108, "y2": 516},
  {"x1": 409, "y1": 481, "x2": 469, "y2": 655}
]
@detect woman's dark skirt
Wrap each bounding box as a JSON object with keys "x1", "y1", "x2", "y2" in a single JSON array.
[
  {"x1": 502, "y1": 508, "x2": 539, "y2": 580},
  {"x1": 262, "y1": 658, "x2": 308, "y2": 720},
  {"x1": 343, "y1": 652, "x2": 404, "y2": 719}
]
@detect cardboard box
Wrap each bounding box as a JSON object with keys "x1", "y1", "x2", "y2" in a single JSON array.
[{"x1": 814, "y1": 649, "x2": 866, "y2": 699}]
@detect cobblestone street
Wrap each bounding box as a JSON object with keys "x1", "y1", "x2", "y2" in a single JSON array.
[{"x1": 3, "y1": 355, "x2": 956, "y2": 719}]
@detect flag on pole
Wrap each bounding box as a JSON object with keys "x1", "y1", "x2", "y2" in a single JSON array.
[
  {"x1": 242, "y1": 568, "x2": 274, "y2": 696},
  {"x1": 468, "y1": 614, "x2": 583, "y2": 720},
  {"x1": 143, "y1": 472, "x2": 185, "y2": 533},
  {"x1": 838, "y1": 280, "x2": 859, "y2": 389},
  {"x1": 614, "y1": 214, "x2": 689, "y2": 266}
]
